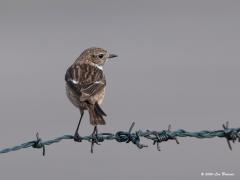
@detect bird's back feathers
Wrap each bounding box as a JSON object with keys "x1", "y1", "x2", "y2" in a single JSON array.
[{"x1": 65, "y1": 63, "x2": 106, "y2": 98}]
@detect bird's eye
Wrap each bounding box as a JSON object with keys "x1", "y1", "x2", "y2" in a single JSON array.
[{"x1": 98, "y1": 54, "x2": 104, "y2": 59}]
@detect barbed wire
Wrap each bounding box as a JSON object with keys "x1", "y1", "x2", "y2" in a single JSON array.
[{"x1": 0, "y1": 121, "x2": 240, "y2": 156}]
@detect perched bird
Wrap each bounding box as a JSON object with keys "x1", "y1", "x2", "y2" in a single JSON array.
[{"x1": 65, "y1": 47, "x2": 117, "y2": 152}]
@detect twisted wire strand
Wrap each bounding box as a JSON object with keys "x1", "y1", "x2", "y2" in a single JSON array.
[{"x1": 0, "y1": 122, "x2": 239, "y2": 156}]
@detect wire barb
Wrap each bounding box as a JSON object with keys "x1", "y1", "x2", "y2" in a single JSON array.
[
  {"x1": 222, "y1": 121, "x2": 240, "y2": 150},
  {"x1": 32, "y1": 132, "x2": 45, "y2": 156},
  {"x1": 0, "y1": 122, "x2": 240, "y2": 155}
]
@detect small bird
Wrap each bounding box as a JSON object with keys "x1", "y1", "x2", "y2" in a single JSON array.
[{"x1": 65, "y1": 47, "x2": 117, "y2": 152}]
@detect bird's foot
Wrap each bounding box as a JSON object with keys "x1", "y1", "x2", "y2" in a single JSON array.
[
  {"x1": 90, "y1": 127, "x2": 100, "y2": 153},
  {"x1": 91, "y1": 138, "x2": 100, "y2": 153},
  {"x1": 73, "y1": 132, "x2": 82, "y2": 142}
]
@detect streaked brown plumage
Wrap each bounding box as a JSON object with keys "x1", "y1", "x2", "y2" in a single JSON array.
[
  {"x1": 66, "y1": 63, "x2": 106, "y2": 125},
  {"x1": 65, "y1": 47, "x2": 117, "y2": 151}
]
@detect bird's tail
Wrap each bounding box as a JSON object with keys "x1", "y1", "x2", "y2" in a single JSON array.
[{"x1": 88, "y1": 102, "x2": 107, "y2": 125}]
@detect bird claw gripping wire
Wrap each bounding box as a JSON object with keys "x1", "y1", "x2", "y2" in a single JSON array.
[
  {"x1": 115, "y1": 122, "x2": 147, "y2": 149},
  {"x1": 222, "y1": 121, "x2": 240, "y2": 150},
  {"x1": 152, "y1": 124, "x2": 180, "y2": 151},
  {"x1": 32, "y1": 132, "x2": 45, "y2": 156},
  {"x1": 90, "y1": 128, "x2": 101, "y2": 153}
]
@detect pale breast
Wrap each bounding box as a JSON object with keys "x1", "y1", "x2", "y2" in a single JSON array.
[
  {"x1": 91, "y1": 87, "x2": 105, "y2": 105},
  {"x1": 65, "y1": 84, "x2": 80, "y2": 108}
]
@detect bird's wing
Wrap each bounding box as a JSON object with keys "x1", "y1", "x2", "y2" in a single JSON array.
[{"x1": 65, "y1": 63, "x2": 106, "y2": 97}]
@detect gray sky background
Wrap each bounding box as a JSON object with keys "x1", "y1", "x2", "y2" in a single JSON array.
[{"x1": 0, "y1": 0, "x2": 240, "y2": 179}]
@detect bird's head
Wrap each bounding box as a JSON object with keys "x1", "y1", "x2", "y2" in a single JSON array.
[{"x1": 78, "y1": 47, "x2": 117, "y2": 67}]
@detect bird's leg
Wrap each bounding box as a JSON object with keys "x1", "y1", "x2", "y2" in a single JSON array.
[
  {"x1": 91, "y1": 126, "x2": 99, "y2": 153},
  {"x1": 73, "y1": 111, "x2": 84, "y2": 142}
]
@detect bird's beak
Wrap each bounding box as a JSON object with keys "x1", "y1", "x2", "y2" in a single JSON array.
[{"x1": 108, "y1": 54, "x2": 118, "y2": 59}]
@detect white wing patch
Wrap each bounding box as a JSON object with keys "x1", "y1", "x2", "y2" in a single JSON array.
[
  {"x1": 71, "y1": 79, "x2": 79, "y2": 84},
  {"x1": 95, "y1": 81, "x2": 104, "y2": 84}
]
